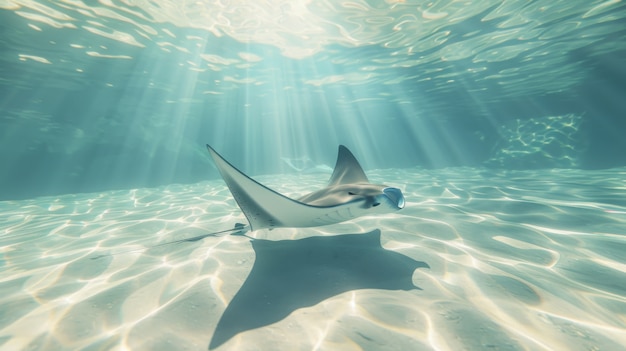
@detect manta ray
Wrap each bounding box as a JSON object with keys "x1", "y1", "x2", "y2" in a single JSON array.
[
  {"x1": 206, "y1": 144, "x2": 405, "y2": 231},
  {"x1": 204, "y1": 147, "x2": 419, "y2": 349}
]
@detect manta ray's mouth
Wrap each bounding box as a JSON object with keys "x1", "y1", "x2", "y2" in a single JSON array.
[{"x1": 383, "y1": 187, "x2": 405, "y2": 209}]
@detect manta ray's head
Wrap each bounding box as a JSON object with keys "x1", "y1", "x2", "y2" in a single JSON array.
[
  {"x1": 345, "y1": 184, "x2": 405, "y2": 212},
  {"x1": 300, "y1": 183, "x2": 405, "y2": 214}
]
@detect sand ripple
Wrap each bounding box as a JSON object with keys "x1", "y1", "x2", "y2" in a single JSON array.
[{"x1": 1, "y1": 167, "x2": 625, "y2": 350}]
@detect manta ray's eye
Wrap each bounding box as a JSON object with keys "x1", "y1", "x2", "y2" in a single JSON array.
[
  {"x1": 372, "y1": 202, "x2": 380, "y2": 207},
  {"x1": 348, "y1": 192, "x2": 356, "y2": 195}
]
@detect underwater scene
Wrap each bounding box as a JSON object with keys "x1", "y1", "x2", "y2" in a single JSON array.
[{"x1": 1, "y1": 0, "x2": 626, "y2": 350}]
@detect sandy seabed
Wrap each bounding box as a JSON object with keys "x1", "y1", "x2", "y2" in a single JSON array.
[{"x1": 1, "y1": 167, "x2": 625, "y2": 351}]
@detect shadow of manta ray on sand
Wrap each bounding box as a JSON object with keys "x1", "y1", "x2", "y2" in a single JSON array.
[{"x1": 208, "y1": 229, "x2": 429, "y2": 349}]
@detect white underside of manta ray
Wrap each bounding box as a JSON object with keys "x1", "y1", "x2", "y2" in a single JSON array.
[{"x1": 206, "y1": 145, "x2": 405, "y2": 231}]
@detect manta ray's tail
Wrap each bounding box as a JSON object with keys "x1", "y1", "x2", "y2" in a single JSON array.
[{"x1": 90, "y1": 223, "x2": 248, "y2": 260}]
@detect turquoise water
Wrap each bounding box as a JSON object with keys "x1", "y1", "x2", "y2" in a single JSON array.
[
  {"x1": 1, "y1": 0, "x2": 625, "y2": 199},
  {"x1": 1, "y1": 1, "x2": 626, "y2": 350}
]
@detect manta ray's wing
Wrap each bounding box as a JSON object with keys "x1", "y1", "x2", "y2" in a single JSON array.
[
  {"x1": 328, "y1": 145, "x2": 369, "y2": 186},
  {"x1": 207, "y1": 145, "x2": 332, "y2": 231}
]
